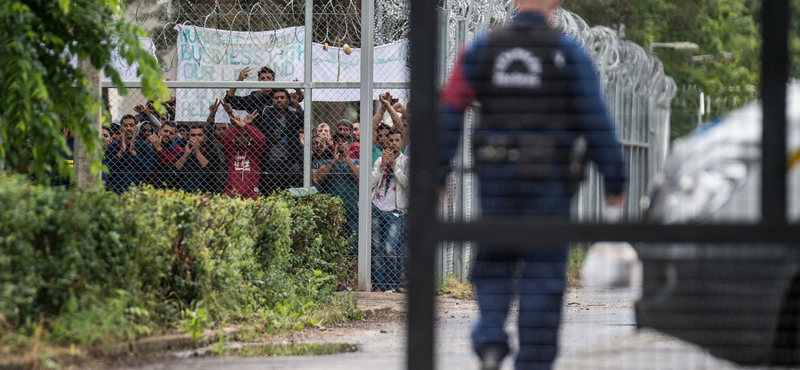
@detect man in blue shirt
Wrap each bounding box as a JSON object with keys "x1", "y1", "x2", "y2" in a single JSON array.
[
  {"x1": 439, "y1": 0, "x2": 628, "y2": 369},
  {"x1": 316, "y1": 133, "x2": 360, "y2": 256},
  {"x1": 104, "y1": 114, "x2": 154, "y2": 194}
]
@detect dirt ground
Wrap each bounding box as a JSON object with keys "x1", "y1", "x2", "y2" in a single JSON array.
[{"x1": 253, "y1": 291, "x2": 474, "y2": 344}]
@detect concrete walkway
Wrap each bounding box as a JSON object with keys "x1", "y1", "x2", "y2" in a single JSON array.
[{"x1": 101, "y1": 287, "x2": 759, "y2": 370}]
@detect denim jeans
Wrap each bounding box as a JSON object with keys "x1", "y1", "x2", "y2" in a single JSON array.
[
  {"x1": 470, "y1": 244, "x2": 567, "y2": 370},
  {"x1": 371, "y1": 207, "x2": 405, "y2": 291}
]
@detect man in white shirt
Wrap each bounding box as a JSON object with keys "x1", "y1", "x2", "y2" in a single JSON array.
[{"x1": 370, "y1": 127, "x2": 409, "y2": 292}]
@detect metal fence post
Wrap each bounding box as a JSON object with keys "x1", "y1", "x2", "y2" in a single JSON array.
[
  {"x1": 303, "y1": 0, "x2": 313, "y2": 188},
  {"x1": 761, "y1": 0, "x2": 789, "y2": 227},
  {"x1": 358, "y1": 0, "x2": 375, "y2": 292}
]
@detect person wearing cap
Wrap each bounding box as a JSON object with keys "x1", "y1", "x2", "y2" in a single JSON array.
[{"x1": 336, "y1": 119, "x2": 360, "y2": 159}]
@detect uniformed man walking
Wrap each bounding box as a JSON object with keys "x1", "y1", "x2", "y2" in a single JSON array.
[{"x1": 439, "y1": 0, "x2": 627, "y2": 369}]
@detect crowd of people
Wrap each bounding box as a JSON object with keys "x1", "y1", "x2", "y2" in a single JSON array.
[{"x1": 99, "y1": 66, "x2": 411, "y2": 292}]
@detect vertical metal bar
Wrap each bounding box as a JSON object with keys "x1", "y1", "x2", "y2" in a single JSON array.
[
  {"x1": 437, "y1": 8, "x2": 449, "y2": 87},
  {"x1": 358, "y1": 0, "x2": 375, "y2": 292},
  {"x1": 303, "y1": 0, "x2": 313, "y2": 188},
  {"x1": 761, "y1": 0, "x2": 789, "y2": 226},
  {"x1": 505, "y1": 0, "x2": 516, "y2": 22},
  {"x1": 484, "y1": 0, "x2": 496, "y2": 28},
  {"x1": 408, "y1": 0, "x2": 439, "y2": 368}
]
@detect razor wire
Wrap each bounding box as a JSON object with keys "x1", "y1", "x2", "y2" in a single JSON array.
[
  {"x1": 124, "y1": 0, "x2": 410, "y2": 75},
  {"x1": 435, "y1": 2, "x2": 679, "y2": 279},
  {"x1": 114, "y1": 0, "x2": 677, "y2": 285}
]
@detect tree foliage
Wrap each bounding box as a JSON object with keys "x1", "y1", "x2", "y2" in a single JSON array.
[
  {"x1": 0, "y1": 0, "x2": 168, "y2": 182},
  {"x1": 563, "y1": 0, "x2": 761, "y2": 99}
]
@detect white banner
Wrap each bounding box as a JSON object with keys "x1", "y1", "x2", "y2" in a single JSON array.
[{"x1": 174, "y1": 25, "x2": 408, "y2": 122}]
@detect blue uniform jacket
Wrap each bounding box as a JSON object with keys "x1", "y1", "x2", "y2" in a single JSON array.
[{"x1": 439, "y1": 12, "x2": 627, "y2": 217}]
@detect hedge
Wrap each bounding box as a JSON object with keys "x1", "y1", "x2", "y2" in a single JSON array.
[{"x1": 0, "y1": 173, "x2": 353, "y2": 355}]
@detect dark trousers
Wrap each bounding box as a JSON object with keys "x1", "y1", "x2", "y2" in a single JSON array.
[
  {"x1": 371, "y1": 207, "x2": 405, "y2": 291},
  {"x1": 471, "y1": 244, "x2": 568, "y2": 370}
]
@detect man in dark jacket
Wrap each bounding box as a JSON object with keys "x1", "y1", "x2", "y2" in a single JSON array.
[
  {"x1": 174, "y1": 123, "x2": 224, "y2": 194},
  {"x1": 104, "y1": 114, "x2": 154, "y2": 194},
  {"x1": 439, "y1": 0, "x2": 628, "y2": 369},
  {"x1": 224, "y1": 66, "x2": 305, "y2": 114},
  {"x1": 249, "y1": 89, "x2": 304, "y2": 195}
]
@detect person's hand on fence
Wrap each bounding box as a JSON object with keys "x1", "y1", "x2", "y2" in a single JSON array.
[
  {"x1": 290, "y1": 92, "x2": 300, "y2": 107},
  {"x1": 237, "y1": 67, "x2": 251, "y2": 81},
  {"x1": 223, "y1": 102, "x2": 234, "y2": 117},
  {"x1": 147, "y1": 134, "x2": 162, "y2": 152}
]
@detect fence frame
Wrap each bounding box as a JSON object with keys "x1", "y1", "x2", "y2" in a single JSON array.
[{"x1": 406, "y1": 1, "x2": 793, "y2": 370}]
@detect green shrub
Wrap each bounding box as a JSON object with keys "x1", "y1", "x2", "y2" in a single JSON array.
[{"x1": 0, "y1": 173, "x2": 353, "y2": 355}]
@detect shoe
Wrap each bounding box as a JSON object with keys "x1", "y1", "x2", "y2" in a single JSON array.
[
  {"x1": 372, "y1": 287, "x2": 382, "y2": 292},
  {"x1": 393, "y1": 287, "x2": 406, "y2": 293},
  {"x1": 476, "y1": 345, "x2": 509, "y2": 370}
]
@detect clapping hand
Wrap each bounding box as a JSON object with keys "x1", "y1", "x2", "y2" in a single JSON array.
[
  {"x1": 147, "y1": 134, "x2": 161, "y2": 151},
  {"x1": 128, "y1": 135, "x2": 137, "y2": 155},
  {"x1": 382, "y1": 148, "x2": 396, "y2": 167},
  {"x1": 184, "y1": 138, "x2": 195, "y2": 154}
]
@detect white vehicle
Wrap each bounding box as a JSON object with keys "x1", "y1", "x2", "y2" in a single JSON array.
[{"x1": 637, "y1": 83, "x2": 800, "y2": 365}]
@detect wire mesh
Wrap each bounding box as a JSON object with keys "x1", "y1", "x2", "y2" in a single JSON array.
[
  {"x1": 41, "y1": 0, "x2": 798, "y2": 369},
  {"x1": 110, "y1": 0, "x2": 683, "y2": 287}
]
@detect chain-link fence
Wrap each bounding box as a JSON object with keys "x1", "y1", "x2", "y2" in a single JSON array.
[
  {"x1": 670, "y1": 84, "x2": 758, "y2": 142},
  {"x1": 97, "y1": 0, "x2": 412, "y2": 292},
  {"x1": 103, "y1": 84, "x2": 410, "y2": 292},
  {"x1": 435, "y1": 3, "x2": 678, "y2": 282},
  {"x1": 99, "y1": 0, "x2": 676, "y2": 290}
]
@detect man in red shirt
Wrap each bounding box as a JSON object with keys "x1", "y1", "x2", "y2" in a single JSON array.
[{"x1": 221, "y1": 111, "x2": 266, "y2": 199}]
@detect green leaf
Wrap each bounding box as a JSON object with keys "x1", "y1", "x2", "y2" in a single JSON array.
[{"x1": 57, "y1": 0, "x2": 70, "y2": 14}]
